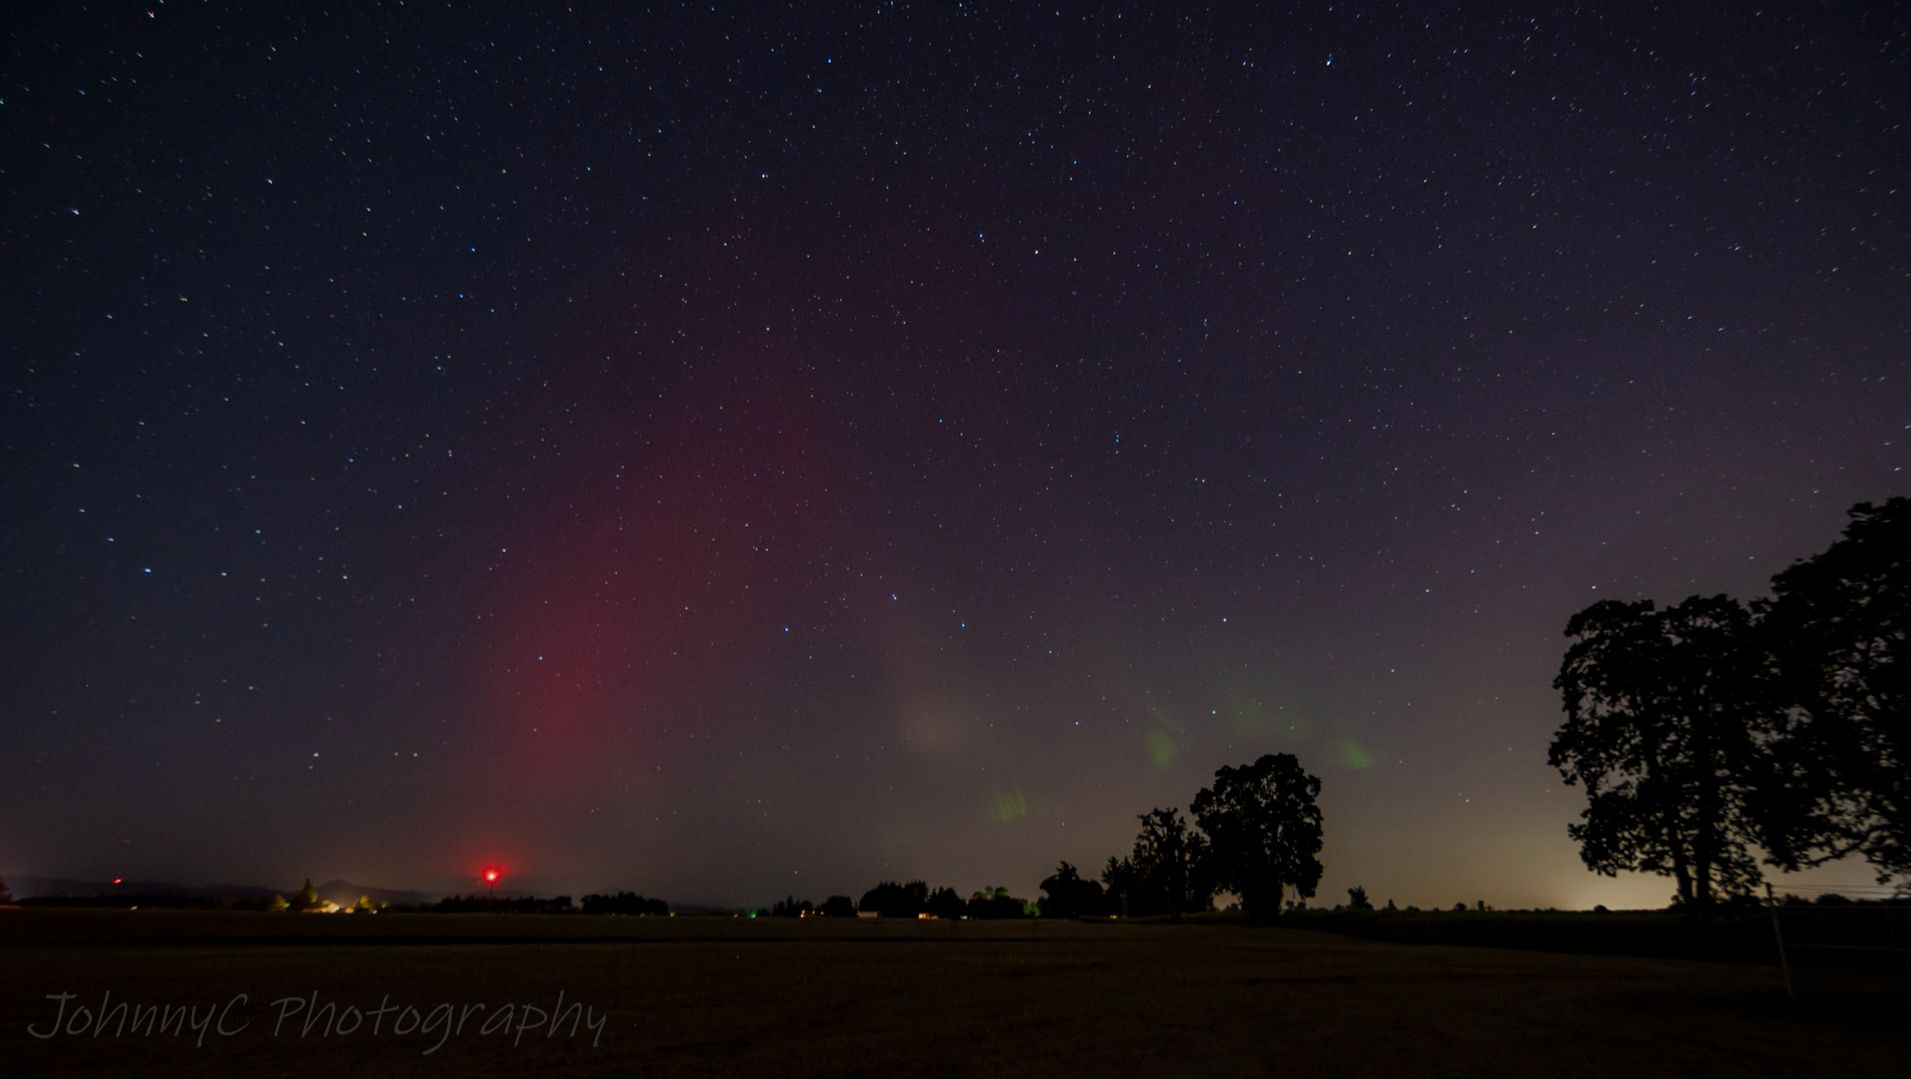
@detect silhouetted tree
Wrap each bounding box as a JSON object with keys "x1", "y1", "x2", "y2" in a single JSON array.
[
  {"x1": 925, "y1": 886, "x2": 965, "y2": 919},
  {"x1": 292, "y1": 879, "x2": 323, "y2": 912},
  {"x1": 0, "y1": 876, "x2": 10, "y2": 904},
  {"x1": 1039, "y1": 861, "x2": 1106, "y2": 918},
  {"x1": 964, "y1": 885, "x2": 1033, "y2": 919},
  {"x1": 1190, "y1": 754, "x2": 1324, "y2": 919},
  {"x1": 770, "y1": 896, "x2": 813, "y2": 917},
  {"x1": 1551, "y1": 596, "x2": 1773, "y2": 907},
  {"x1": 354, "y1": 894, "x2": 376, "y2": 913},
  {"x1": 1101, "y1": 855, "x2": 1140, "y2": 917},
  {"x1": 858, "y1": 880, "x2": 929, "y2": 917},
  {"x1": 431, "y1": 893, "x2": 573, "y2": 913},
  {"x1": 821, "y1": 895, "x2": 857, "y2": 918},
  {"x1": 1346, "y1": 885, "x2": 1372, "y2": 911},
  {"x1": 580, "y1": 892, "x2": 669, "y2": 915},
  {"x1": 1757, "y1": 498, "x2": 1909, "y2": 883},
  {"x1": 1127, "y1": 807, "x2": 1214, "y2": 918}
]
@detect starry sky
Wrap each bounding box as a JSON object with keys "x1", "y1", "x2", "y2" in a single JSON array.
[{"x1": 3, "y1": 2, "x2": 1906, "y2": 909}]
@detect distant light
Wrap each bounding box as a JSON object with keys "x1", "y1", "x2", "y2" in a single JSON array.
[
  {"x1": 113, "y1": 877, "x2": 123, "y2": 885},
  {"x1": 482, "y1": 867, "x2": 501, "y2": 885}
]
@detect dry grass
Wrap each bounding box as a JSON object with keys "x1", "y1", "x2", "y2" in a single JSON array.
[{"x1": 1, "y1": 909, "x2": 1902, "y2": 1076}]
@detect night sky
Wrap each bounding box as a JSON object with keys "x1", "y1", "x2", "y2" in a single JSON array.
[{"x1": 4, "y1": 3, "x2": 1906, "y2": 909}]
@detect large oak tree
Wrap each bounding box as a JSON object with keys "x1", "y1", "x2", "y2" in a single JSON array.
[
  {"x1": 1758, "y1": 498, "x2": 1908, "y2": 881},
  {"x1": 1550, "y1": 596, "x2": 1774, "y2": 906},
  {"x1": 1190, "y1": 753, "x2": 1324, "y2": 919}
]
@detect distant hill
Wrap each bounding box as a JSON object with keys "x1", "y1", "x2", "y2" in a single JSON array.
[
  {"x1": 5, "y1": 877, "x2": 439, "y2": 906},
  {"x1": 313, "y1": 879, "x2": 438, "y2": 908},
  {"x1": 5, "y1": 878, "x2": 278, "y2": 902}
]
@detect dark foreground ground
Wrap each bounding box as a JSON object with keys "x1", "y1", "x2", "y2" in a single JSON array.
[{"x1": 1, "y1": 909, "x2": 1903, "y2": 1077}]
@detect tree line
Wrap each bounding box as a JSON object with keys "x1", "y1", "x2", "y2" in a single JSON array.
[
  {"x1": 1550, "y1": 498, "x2": 1906, "y2": 906},
  {"x1": 257, "y1": 880, "x2": 673, "y2": 915},
  {"x1": 1061, "y1": 752, "x2": 1327, "y2": 919},
  {"x1": 753, "y1": 754, "x2": 1329, "y2": 922}
]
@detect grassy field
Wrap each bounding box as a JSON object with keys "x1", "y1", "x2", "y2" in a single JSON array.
[
  {"x1": 1278, "y1": 904, "x2": 1911, "y2": 972},
  {"x1": 1277, "y1": 907, "x2": 1783, "y2": 962},
  {"x1": 2, "y1": 909, "x2": 1903, "y2": 1077}
]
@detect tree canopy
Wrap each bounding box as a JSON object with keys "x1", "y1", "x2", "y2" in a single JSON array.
[
  {"x1": 857, "y1": 880, "x2": 929, "y2": 917},
  {"x1": 926, "y1": 886, "x2": 966, "y2": 919},
  {"x1": 1758, "y1": 497, "x2": 1909, "y2": 881},
  {"x1": 1190, "y1": 753, "x2": 1324, "y2": 918},
  {"x1": 579, "y1": 892, "x2": 670, "y2": 915},
  {"x1": 1550, "y1": 595, "x2": 1775, "y2": 905},
  {"x1": 292, "y1": 878, "x2": 323, "y2": 912},
  {"x1": 1109, "y1": 808, "x2": 1213, "y2": 918},
  {"x1": 1038, "y1": 861, "x2": 1106, "y2": 919},
  {"x1": 1551, "y1": 500, "x2": 1911, "y2": 901}
]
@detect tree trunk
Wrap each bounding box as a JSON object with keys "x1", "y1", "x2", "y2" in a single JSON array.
[
  {"x1": 1669, "y1": 843, "x2": 1693, "y2": 907},
  {"x1": 1692, "y1": 705, "x2": 1720, "y2": 908}
]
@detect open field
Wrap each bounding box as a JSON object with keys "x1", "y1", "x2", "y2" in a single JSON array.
[
  {"x1": 2, "y1": 909, "x2": 1904, "y2": 1077},
  {"x1": 1281, "y1": 907, "x2": 1801, "y2": 962}
]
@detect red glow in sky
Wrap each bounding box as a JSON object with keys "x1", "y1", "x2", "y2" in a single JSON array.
[{"x1": 482, "y1": 867, "x2": 502, "y2": 885}]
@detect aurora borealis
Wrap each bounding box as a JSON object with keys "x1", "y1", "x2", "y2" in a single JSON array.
[{"x1": 3, "y1": 2, "x2": 1906, "y2": 908}]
